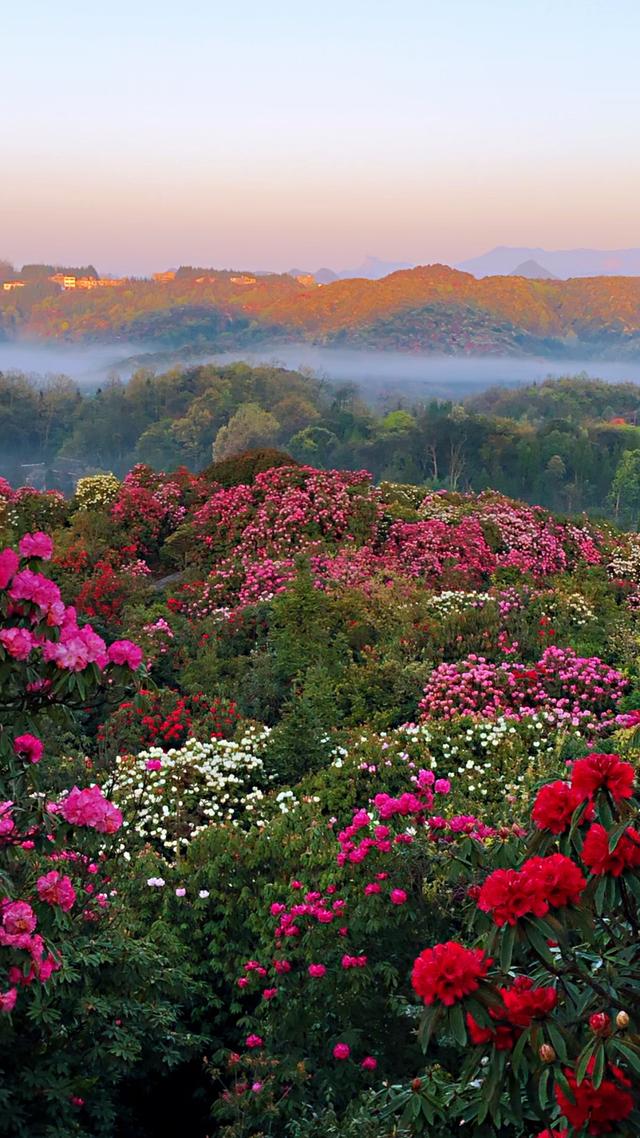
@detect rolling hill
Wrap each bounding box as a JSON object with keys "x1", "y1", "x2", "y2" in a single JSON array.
[{"x1": 3, "y1": 263, "x2": 640, "y2": 357}]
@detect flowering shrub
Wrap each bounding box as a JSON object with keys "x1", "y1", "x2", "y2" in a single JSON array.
[
  {"x1": 75, "y1": 548, "x2": 151, "y2": 626},
  {"x1": 201, "y1": 763, "x2": 509, "y2": 1127},
  {"x1": 74, "y1": 472, "x2": 121, "y2": 510},
  {"x1": 419, "y1": 646, "x2": 628, "y2": 732},
  {"x1": 399, "y1": 753, "x2": 640, "y2": 1136},
  {"x1": 110, "y1": 464, "x2": 206, "y2": 559},
  {"x1": 0, "y1": 534, "x2": 145, "y2": 1014},
  {"x1": 103, "y1": 688, "x2": 239, "y2": 752},
  {"x1": 111, "y1": 728, "x2": 272, "y2": 855}
]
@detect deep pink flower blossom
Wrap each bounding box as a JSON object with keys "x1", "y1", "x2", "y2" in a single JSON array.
[
  {"x1": 107, "y1": 639, "x2": 143, "y2": 669},
  {"x1": 0, "y1": 627, "x2": 34, "y2": 660},
  {"x1": 36, "y1": 871, "x2": 76, "y2": 912},
  {"x1": 58, "y1": 785, "x2": 122, "y2": 833},
  {"x1": 13, "y1": 734, "x2": 43, "y2": 764},
  {"x1": 19, "y1": 532, "x2": 53, "y2": 561},
  {"x1": 0, "y1": 549, "x2": 19, "y2": 589}
]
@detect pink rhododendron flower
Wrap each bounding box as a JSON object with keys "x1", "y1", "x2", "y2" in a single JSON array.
[
  {"x1": 58, "y1": 785, "x2": 122, "y2": 833},
  {"x1": 308, "y1": 963, "x2": 326, "y2": 977},
  {"x1": 0, "y1": 801, "x2": 15, "y2": 839},
  {"x1": 333, "y1": 1043, "x2": 350, "y2": 1060},
  {"x1": 245, "y1": 1034, "x2": 263, "y2": 1049},
  {"x1": 390, "y1": 888, "x2": 408, "y2": 905},
  {"x1": 19, "y1": 532, "x2": 53, "y2": 561},
  {"x1": 146, "y1": 759, "x2": 162, "y2": 771},
  {"x1": 36, "y1": 871, "x2": 76, "y2": 912},
  {"x1": 361, "y1": 1056, "x2": 377, "y2": 1070},
  {"x1": 0, "y1": 627, "x2": 34, "y2": 660},
  {"x1": 107, "y1": 639, "x2": 143, "y2": 669},
  {"x1": 1, "y1": 901, "x2": 37, "y2": 937},
  {"x1": 0, "y1": 989, "x2": 18, "y2": 1014},
  {"x1": 0, "y1": 548, "x2": 19, "y2": 589},
  {"x1": 13, "y1": 734, "x2": 44, "y2": 764}
]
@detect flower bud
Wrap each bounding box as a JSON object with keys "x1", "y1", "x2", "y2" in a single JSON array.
[
  {"x1": 589, "y1": 1012, "x2": 611, "y2": 1035},
  {"x1": 616, "y1": 1010, "x2": 630, "y2": 1030},
  {"x1": 411, "y1": 1077, "x2": 422, "y2": 1092},
  {"x1": 539, "y1": 1044, "x2": 556, "y2": 1063}
]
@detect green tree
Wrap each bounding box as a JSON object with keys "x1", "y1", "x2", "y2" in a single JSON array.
[
  {"x1": 212, "y1": 402, "x2": 280, "y2": 461},
  {"x1": 610, "y1": 449, "x2": 640, "y2": 527}
]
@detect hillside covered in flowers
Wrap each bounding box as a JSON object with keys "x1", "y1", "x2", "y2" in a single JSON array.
[{"x1": 2, "y1": 455, "x2": 640, "y2": 1137}]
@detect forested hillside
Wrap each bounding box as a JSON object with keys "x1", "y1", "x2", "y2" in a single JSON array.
[
  {"x1": 5, "y1": 366, "x2": 640, "y2": 524},
  {"x1": 4, "y1": 264, "x2": 640, "y2": 356}
]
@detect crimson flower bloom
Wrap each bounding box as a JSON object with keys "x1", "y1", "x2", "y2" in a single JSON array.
[
  {"x1": 555, "y1": 1060, "x2": 633, "y2": 1135},
  {"x1": 581, "y1": 823, "x2": 640, "y2": 876},
  {"x1": 411, "y1": 941, "x2": 491, "y2": 1006},
  {"x1": 521, "y1": 853, "x2": 586, "y2": 910},
  {"x1": 571, "y1": 753, "x2": 635, "y2": 803},
  {"x1": 532, "y1": 780, "x2": 592, "y2": 834},
  {"x1": 477, "y1": 868, "x2": 547, "y2": 926}
]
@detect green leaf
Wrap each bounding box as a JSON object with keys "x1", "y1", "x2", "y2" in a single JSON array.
[
  {"x1": 449, "y1": 1002, "x2": 467, "y2": 1046},
  {"x1": 546, "y1": 1021, "x2": 568, "y2": 1062},
  {"x1": 576, "y1": 1037, "x2": 598, "y2": 1085},
  {"x1": 592, "y1": 1043, "x2": 605, "y2": 1089},
  {"x1": 611, "y1": 1039, "x2": 640, "y2": 1077},
  {"x1": 537, "y1": 1067, "x2": 550, "y2": 1110},
  {"x1": 500, "y1": 924, "x2": 516, "y2": 971}
]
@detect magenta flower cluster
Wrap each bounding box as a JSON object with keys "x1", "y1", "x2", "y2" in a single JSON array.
[{"x1": 419, "y1": 645, "x2": 627, "y2": 730}]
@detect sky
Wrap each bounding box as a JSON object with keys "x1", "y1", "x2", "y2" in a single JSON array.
[{"x1": 3, "y1": 0, "x2": 640, "y2": 275}]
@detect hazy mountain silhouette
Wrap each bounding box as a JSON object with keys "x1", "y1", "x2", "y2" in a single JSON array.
[
  {"x1": 511, "y1": 259, "x2": 558, "y2": 280},
  {"x1": 458, "y1": 245, "x2": 640, "y2": 279},
  {"x1": 289, "y1": 255, "x2": 413, "y2": 283}
]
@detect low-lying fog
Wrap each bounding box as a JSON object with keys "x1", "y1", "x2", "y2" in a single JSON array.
[{"x1": 3, "y1": 341, "x2": 640, "y2": 401}]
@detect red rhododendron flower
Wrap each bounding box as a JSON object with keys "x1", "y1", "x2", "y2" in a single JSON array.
[
  {"x1": 466, "y1": 1013, "x2": 516, "y2": 1050},
  {"x1": 466, "y1": 977, "x2": 556, "y2": 1050},
  {"x1": 411, "y1": 941, "x2": 491, "y2": 1006},
  {"x1": 571, "y1": 753, "x2": 635, "y2": 803},
  {"x1": 581, "y1": 823, "x2": 640, "y2": 877},
  {"x1": 0, "y1": 988, "x2": 18, "y2": 1014},
  {"x1": 500, "y1": 976, "x2": 557, "y2": 1027},
  {"x1": 532, "y1": 780, "x2": 592, "y2": 834},
  {"x1": 477, "y1": 867, "x2": 547, "y2": 926},
  {"x1": 521, "y1": 853, "x2": 586, "y2": 910},
  {"x1": 555, "y1": 1060, "x2": 633, "y2": 1135}
]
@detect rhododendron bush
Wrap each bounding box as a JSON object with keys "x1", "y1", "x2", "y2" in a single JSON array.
[
  {"x1": 0, "y1": 536, "x2": 193, "y2": 1137},
  {"x1": 0, "y1": 536, "x2": 137, "y2": 1010},
  {"x1": 419, "y1": 646, "x2": 628, "y2": 732},
  {"x1": 395, "y1": 752, "x2": 640, "y2": 1136}
]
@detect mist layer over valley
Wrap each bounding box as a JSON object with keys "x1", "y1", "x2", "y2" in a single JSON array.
[{"x1": 5, "y1": 340, "x2": 640, "y2": 401}]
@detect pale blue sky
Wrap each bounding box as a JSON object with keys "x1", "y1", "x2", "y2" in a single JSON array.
[{"x1": 3, "y1": 0, "x2": 640, "y2": 273}]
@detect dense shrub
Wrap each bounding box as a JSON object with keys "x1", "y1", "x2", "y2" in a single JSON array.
[{"x1": 202, "y1": 447, "x2": 300, "y2": 487}]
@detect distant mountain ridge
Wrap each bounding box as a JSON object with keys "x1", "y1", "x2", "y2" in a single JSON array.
[
  {"x1": 288, "y1": 255, "x2": 413, "y2": 284},
  {"x1": 6, "y1": 262, "x2": 640, "y2": 358},
  {"x1": 511, "y1": 260, "x2": 558, "y2": 280},
  {"x1": 457, "y1": 245, "x2": 640, "y2": 279}
]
